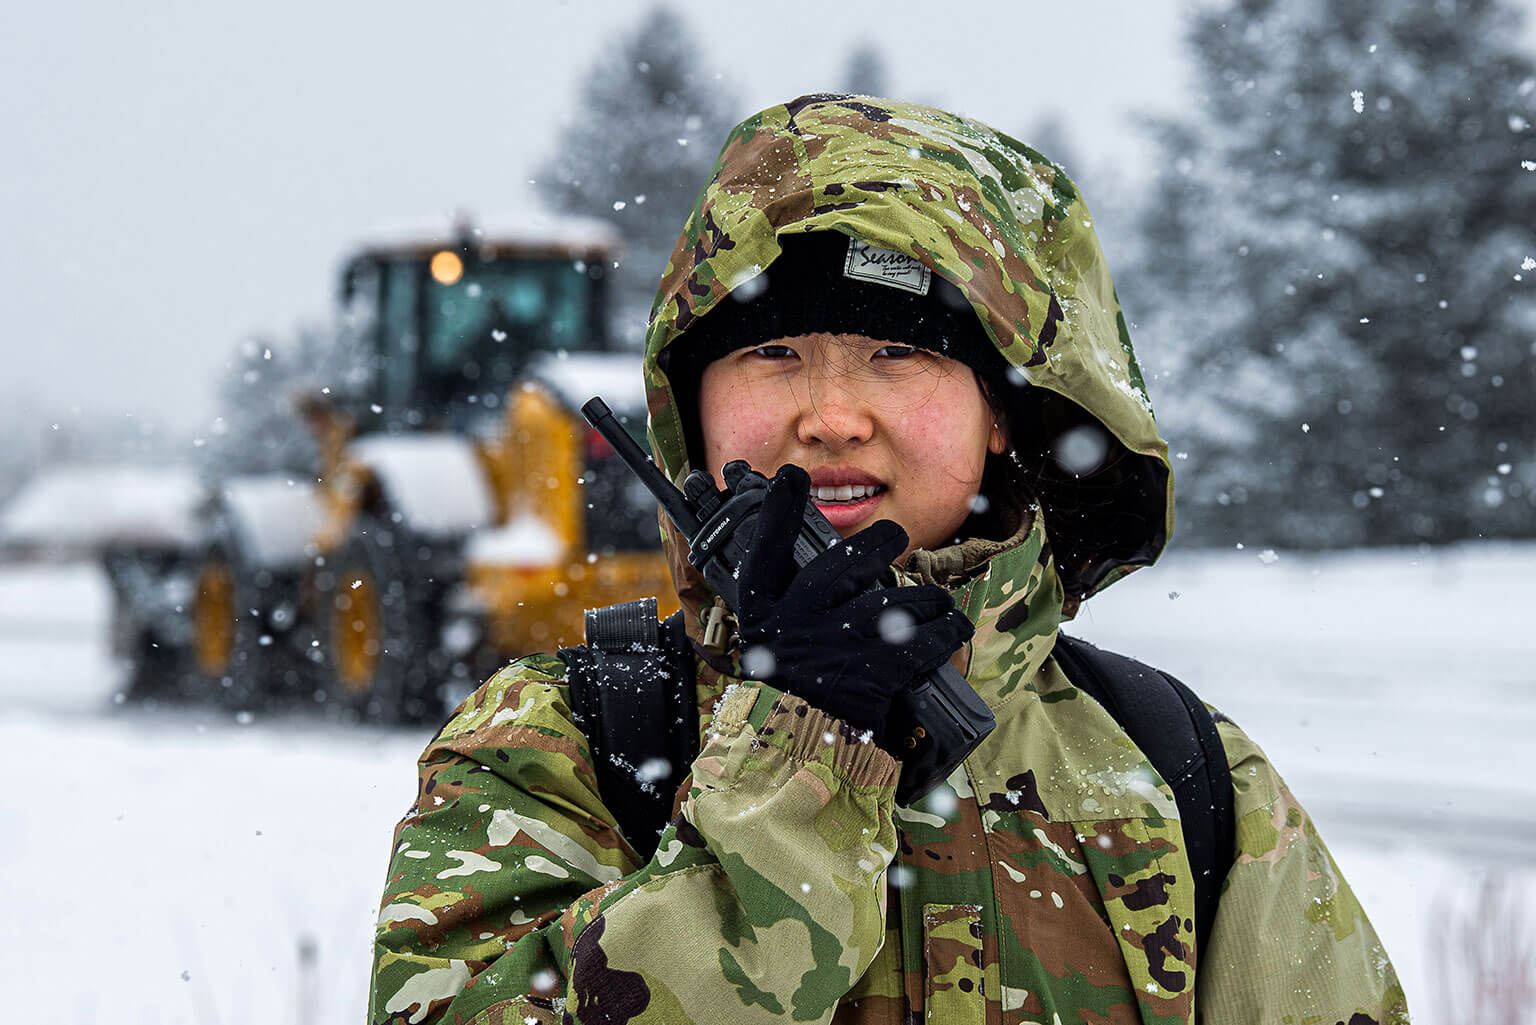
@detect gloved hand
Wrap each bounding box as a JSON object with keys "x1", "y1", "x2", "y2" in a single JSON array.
[{"x1": 732, "y1": 464, "x2": 975, "y2": 740}]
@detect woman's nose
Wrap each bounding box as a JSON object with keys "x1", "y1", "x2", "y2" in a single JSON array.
[{"x1": 795, "y1": 381, "x2": 876, "y2": 446}]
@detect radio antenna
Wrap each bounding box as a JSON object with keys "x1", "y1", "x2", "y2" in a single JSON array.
[{"x1": 581, "y1": 397, "x2": 701, "y2": 538}]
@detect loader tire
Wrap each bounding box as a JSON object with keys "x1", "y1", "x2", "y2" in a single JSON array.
[
  {"x1": 122, "y1": 633, "x2": 197, "y2": 704},
  {"x1": 318, "y1": 514, "x2": 444, "y2": 724},
  {"x1": 191, "y1": 541, "x2": 274, "y2": 711}
]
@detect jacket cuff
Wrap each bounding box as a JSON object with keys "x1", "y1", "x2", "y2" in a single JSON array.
[{"x1": 704, "y1": 681, "x2": 899, "y2": 790}]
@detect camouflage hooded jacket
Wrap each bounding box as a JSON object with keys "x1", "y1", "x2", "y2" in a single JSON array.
[{"x1": 370, "y1": 96, "x2": 1408, "y2": 1025}]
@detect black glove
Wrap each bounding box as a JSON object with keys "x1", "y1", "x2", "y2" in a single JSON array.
[{"x1": 732, "y1": 464, "x2": 975, "y2": 739}]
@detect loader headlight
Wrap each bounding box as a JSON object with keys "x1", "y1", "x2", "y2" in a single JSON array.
[{"x1": 430, "y1": 250, "x2": 464, "y2": 285}]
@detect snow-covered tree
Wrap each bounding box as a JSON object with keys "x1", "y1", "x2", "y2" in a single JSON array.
[
  {"x1": 1125, "y1": 0, "x2": 1536, "y2": 547},
  {"x1": 842, "y1": 43, "x2": 889, "y2": 97},
  {"x1": 205, "y1": 324, "x2": 369, "y2": 478},
  {"x1": 535, "y1": 7, "x2": 740, "y2": 346}
]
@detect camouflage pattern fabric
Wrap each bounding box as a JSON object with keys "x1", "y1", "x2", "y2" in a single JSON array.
[{"x1": 370, "y1": 95, "x2": 1408, "y2": 1024}]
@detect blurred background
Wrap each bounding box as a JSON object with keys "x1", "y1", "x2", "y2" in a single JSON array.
[{"x1": 2, "y1": 1, "x2": 1533, "y2": 1021}]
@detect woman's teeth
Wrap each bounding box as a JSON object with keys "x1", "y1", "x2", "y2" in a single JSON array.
[{"x1": 811, "y1": 483, "x2": 883, "y2": 503}]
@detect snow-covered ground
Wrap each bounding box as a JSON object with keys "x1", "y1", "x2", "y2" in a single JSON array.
[{"x1": 1, "y1": 544, "x2": 1531, "y2": 1022}]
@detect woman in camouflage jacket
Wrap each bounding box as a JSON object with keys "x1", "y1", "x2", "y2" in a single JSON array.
[{"x1": 369, "y1": 95, "x2": 1409, "y2": 1025}]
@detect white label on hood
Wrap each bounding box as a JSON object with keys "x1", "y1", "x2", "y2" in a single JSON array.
[{"x1": 843, "y1": 239, "x2": 931, "y2": 295}]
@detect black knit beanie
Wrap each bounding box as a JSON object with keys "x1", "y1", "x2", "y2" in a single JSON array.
[{"x1": 662, "y1": 231, "x2": 1019, "y2": 461}]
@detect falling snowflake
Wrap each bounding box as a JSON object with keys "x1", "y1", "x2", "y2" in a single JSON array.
[
  {"x1": 741, "y1": 646, "x2": 776, "y2": 680},
  {"x1": 878, "y1": 607, "x2": 916, "y2": 645}
]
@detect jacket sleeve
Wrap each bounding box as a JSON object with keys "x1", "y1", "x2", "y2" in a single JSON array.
[
  {"x1": 368, "y1": 655, "x2": 899, "y2": 1025},
  {"x1": 1196, "y1": 715, "x2": 1409, "y2": 1024}
]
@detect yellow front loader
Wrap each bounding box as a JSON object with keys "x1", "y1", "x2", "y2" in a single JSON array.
[{"x1": 188, "y1": 218, "x2": 675, "y2": 722}]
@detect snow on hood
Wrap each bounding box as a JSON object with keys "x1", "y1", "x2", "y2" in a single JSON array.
[
  {"x1": 642, "y1": 94, "x2": 1172, "y2": 601},
  {"x1": 463, "y1": 515, "x2": 564, "y2": 568},
  {"x1": 346, "y1": 434, "x2": 495, "y2": 537},
  {"x1": 215, "y1": 476, "x2": 325, "y2": 569},
  {"x1": 525, "y1": 351, "x2": 648, "y2": 418},
  {"x1": 0, "y1": 466, "x2": 204, "y2": 551}
]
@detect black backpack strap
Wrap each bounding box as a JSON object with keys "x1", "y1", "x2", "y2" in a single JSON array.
[
  {"x1": 1051, "y1": 633, "x2": 1234, "y2": 969},
  {"x1": 559, "y1": 598, "x2": 698, "y2": 861}
]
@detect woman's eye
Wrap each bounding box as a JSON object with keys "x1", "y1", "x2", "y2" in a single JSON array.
[
  {"x1": 875, "y1": 344, "x2": 918, "y2": 359},
  {"x1": 751, "y1": 344, "x2": 797, "y2": 359}
]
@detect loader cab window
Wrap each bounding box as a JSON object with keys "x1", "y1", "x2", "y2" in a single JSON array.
[
  {"x1": 341, "y1": 260, "x2": 382, "y2": 338},
  {"x1": 378, "y1": 260, "x2": 422, "y2": 421},
  {"x1": 352, "y1": 251, "x2": 609, "y2": 434},
  {"x1": 338, "y1": 261, "x2": 385, "y2": 425},
  {"x1": 420, "y1": 258, "x2": 603, "y2": 426}
]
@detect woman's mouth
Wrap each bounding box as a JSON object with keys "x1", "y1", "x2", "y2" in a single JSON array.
[
  {"x1": 810, "y1": 483, "x2": 886, "y2": 530},
  {"x1": 811, "y1": 483, "x2": 884, "y2": 503}
]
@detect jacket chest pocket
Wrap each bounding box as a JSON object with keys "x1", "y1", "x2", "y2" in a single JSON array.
[{"x1": 923, "y1": 903, "x2": 984, "y2": 1024}]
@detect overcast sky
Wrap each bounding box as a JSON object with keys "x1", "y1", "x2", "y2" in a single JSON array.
[
  {"x1": 0, "y1": 0, "x2": 1207, "y2": 441},
  {"x1": 30, "y1": 0, "x2": 1531, "y2": 445}
]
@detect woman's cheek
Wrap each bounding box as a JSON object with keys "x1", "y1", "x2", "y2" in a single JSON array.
[
  {"x1": 903, "y1": 402, "x2": 990, "y2": 492},
  {"x1": 704, "y1": 407, "x2": 781, "y2": 481},
  {"x1": 903, "y1": 405, "x2": 967, "y2": 462}
]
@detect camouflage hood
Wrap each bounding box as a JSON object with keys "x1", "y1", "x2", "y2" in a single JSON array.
[{"x1": 642, "y1": 94, "x2": 1172, "y2": 615}]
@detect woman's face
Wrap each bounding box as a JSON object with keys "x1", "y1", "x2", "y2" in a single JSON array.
[{"x1": 697, "y1": 333, "x2": 1006, "y2": 559}]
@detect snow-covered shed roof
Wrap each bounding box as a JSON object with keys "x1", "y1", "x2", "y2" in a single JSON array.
[{"x1": 0, "y1": 466, "x2": 205, "y2": 552}]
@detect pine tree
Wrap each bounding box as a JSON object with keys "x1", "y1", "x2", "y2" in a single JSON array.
[
  {"x1": 206, "y1": 325, "x2": 369, "y2": 477},
  {"x1": 535, "y1": 7, "x2": 739, "y2": 346},
  {"x1": 1127, "y1": 0, "x2": 1536, "y2": 547},
  {"x1": 842, "y1": 43, "x2": 889, "y2": 97}
]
